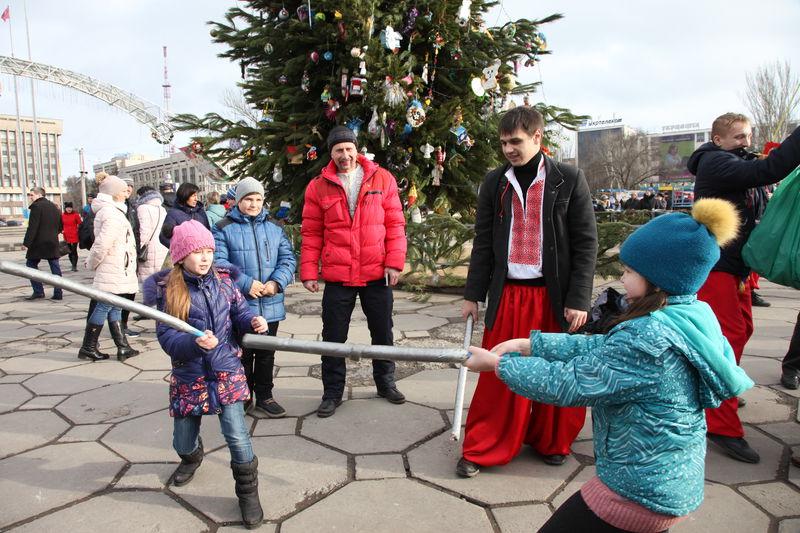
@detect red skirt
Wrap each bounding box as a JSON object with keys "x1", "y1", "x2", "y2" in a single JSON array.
[{"x1": 462, "y1": 283, "x2": 586, "y2": 464}]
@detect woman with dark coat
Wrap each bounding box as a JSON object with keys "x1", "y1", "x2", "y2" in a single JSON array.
[{"x1": 159, "y1": 182, "x2": 210, "y2": 248}]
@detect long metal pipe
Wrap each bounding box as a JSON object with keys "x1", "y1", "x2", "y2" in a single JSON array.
[
  {"x1": 0, "y1": 260, "x2": 204, "y2": 336},
  {"x1": 241, "y1": 334, "x2": 469, "y2": 363},
  {"x1": 450, "y1": 315, "x2": 473, "y2": 441}
]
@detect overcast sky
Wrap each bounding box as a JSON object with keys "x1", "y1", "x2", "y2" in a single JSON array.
[{"x1": 0, "y1": 0, "x2": 797, "y2": 179}]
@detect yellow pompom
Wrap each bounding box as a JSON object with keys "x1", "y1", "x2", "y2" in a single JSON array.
[{"x1": 691, "y1": 198, "x2": 739, "y2": 247}]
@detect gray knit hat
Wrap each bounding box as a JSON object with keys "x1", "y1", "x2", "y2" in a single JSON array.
[
  {"x1": 235, "y1": 177, "x2": 265, "y2": 203},
  {"x1": 327, "y1": 125, "x2": 358, "y2": 151}
]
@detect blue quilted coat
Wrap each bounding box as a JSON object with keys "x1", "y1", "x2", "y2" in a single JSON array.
[
  {"x1": 211, "y1": 206, "x2": 296, "y2": 322},
  {"x1": 159, "y1": 200, "x2": 210, "y2": 247},
  {"x1": 144, "y1": 267, "x2": 256, "y2": 417},
  {"x1": 497, "y1": 295, "x2": 753, "y2": 517}
]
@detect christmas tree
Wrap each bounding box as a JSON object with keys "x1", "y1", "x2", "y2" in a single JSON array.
[{"x1": 172, "y1": 0, "x2": 587, "y2": 216}]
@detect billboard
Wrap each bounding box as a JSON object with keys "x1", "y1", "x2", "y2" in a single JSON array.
[{"x1": 658, "y1": 134, "x2": 694, "y2": 179}]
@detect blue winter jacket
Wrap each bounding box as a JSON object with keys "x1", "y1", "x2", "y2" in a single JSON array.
[
  {"x1": 496, "y1": 295, "x2": 753, "y2": 517},
  {"x1": 160, "y1": 200, "x2": 211, "y2": 248},
  {"x1": 144, "y1": 266, "x2": 256, "y2": 417},
  {"x1": 211, "y1": 206, "x2": 296, "y2": 322}
]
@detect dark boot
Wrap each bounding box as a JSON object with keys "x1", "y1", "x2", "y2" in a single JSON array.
[
  {"x1": 172, "y1": 438, "x2": 204, "y2": 486},
  {"x1": 108, "y1": 321, "x2": 139, "y2": 360},
  {"x1": 231, "y1": 456, "x2": 263, "y2": 529},
  {"x1": 77, "y1": 323, "x2": 110, "y2": 361}
]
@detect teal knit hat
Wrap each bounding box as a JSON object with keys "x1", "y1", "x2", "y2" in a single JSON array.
[{"x1": 619, "y1": 199, "x2": 739, "y2": 296}]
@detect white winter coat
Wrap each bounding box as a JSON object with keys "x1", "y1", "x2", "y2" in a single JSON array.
[
  {"x1": 87, "y1": 194, "x2": 139, "y2": 294},
  {"x1": 136, "y1": 192, "x2": 169, "y2": 282}
]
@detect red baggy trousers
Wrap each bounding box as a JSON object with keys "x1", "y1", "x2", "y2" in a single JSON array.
[
  {"x1": 697, "y1": 271, "x2": 753, "y2": 437},
  {"x1": 462, "y1": 283, "x2": 586, "y2": 464}
]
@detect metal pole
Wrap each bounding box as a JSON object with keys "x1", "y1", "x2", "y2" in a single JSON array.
[
  {"x1": 241, "y1": 334, "x2": 469, "y2": 364},
  {"x1": 450, "y1": 315, "x2": 473, "y2": 441},
  {"x1": 78, "y1": 148, "x2": 86, "y2": 208},
  {"x1": 22, "y1": 0, "x2": 43, "y2": 189},
  {"x1": 0, "y1": 260, "x2": 204, "y2": 337},
  {"x1": 7, "y1": 15, "x2": 28, "y2": 220}
]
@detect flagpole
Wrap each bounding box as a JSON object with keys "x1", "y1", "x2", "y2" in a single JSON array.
[
  {"x1": 4, "y1": 7, "x2": 30, "y2": 220},
  {"x1": 22, "y1": 0, "x2": 43, "y2": 190}
]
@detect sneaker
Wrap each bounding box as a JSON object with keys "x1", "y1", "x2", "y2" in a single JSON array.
[
  {"x1": 377, "y1": 387, "x2": 406, "y2": 404},
  {"x1": 256, "y1": 397, "x2": 286, "y2": 418},
  {"x1": 456, "y1": 457, "x2": 480, "y2": 478},
  {"x1": 24, "y1": 293, "x2": 44, "y2": 301},
  {"x1": 751, "y1": 292, "x2": 771, "y2": 307},
  {"x1": 124, "y1": 328, "x2": 140, "y2": 338},
  {"x1": 542, "y1": 454, "x2": 567, "y2": 466},
  {"x1": 707, "y1": 433, "x2": 760, "y2": 463},
  {"x1": 317, "y1": 398, "x2": 342, "y2": 418},
  {"x1": 781, "y1": 371, "x2": 799, "y2": 390}
]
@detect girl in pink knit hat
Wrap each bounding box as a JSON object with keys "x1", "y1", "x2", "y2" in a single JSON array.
[{"x1": 143, "y1": 220, "x2": 267, "y2": 529}]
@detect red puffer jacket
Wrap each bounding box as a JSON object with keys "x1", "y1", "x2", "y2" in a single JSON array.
[{"x1": 300, "y1": 154, "x2": 406, "y2": 286}]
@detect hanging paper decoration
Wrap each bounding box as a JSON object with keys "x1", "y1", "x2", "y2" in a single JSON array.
[
  {"x1": 420, "y1": 143, "x2": 434, "y2": 159},
  {"x1": 260, "y1": 98, "x2": 276, "y2": 123},
  {"x1": 229, "y1": 138, "x2": 243, "y2": 151},
  {"x1": 421, "y1": 61, "x2": 429, "y2": 84},
  {"x1": 337, "y1": 22, "x2": 346, "y2": 40},
  {"x1": 471, "y1": 76, "x2": 486, "y2": 97},
  {"x1": 383, "y1": 77, "x2": 406, "y2": 107},
  {"x1": 407, "y1": 183, "x2": 418, "y2": 207},
  {"x1": 457, "y1": 0, "x2": 472, "y2": 26},
  {"x1": 406, "y1": 99, "x2": 426, "y2": 128},
  {"x1": 366, "y1": 107, "x2": 381, "y2": 137},
  {"x1": 432, "y1": 146, "x2": 445, "y2": 186},
  {"x1": 320, "y1": 86, "x2": 332, "y2": 104},
  {"x1": 301, "y1": 71, "x2": 311, "y2": 93},
  {"x1": 286, "y1": 146, "x2": 303, "y2": 165},
  {"x1": 380, "y1": 26, "x2": 402, "y2": 53},
  {"x1": 278, "y1": 74, "x2": 288, "y2": 84},
  {"x1": 190, "y1": 141, "x2": 203, "y2": 154},
  {"x1": 451, "y1": 44, "x2": 462, "y2": 60},
  {"x1": 345, "y1": 117, "x2": 364, "y2": 136},
  {"x1": 522, "y1": 93, "x2": 532, "y2": 106},
  {"x1": 306, "y1": 145, "x2": 318, "y2": 160},
  {"x1": 325, "y1": 99, "x2": 341, "y2": 120},
  {"x1": 482, "y1": 59, "x2": 501, "y2": 91},
  {"x1": 533, "y1": 32, "x2": 547, "y2": 51},
  {"x1": 403, "y1": 7, "x2": 419, "y2": 34},
  {"x1": 264, "y1": 42, "x2": 273, "y2": 55},
  {"x1": 365, "y1": 15, "x2": 374, "y2": 38},
  {"x1": 296, "y1": 5, "x2": 309, "y2": 22},
  {"x1": 501, "y1": 22, "x2": 516, "y2": 38},
  {"x1": 340, "y1": 68, "x2": 350, "y2": 101},
  {"x1": 272, "y1": 166, "x2": 284, "y2": 182},
  {"x1": 380, "y1": 111, "x2": 388, "y2": 147},
  {"x1": 275, "y1": 200, "x2": 291, "y2": 219},
  {"x1": 349, "y1": 74, "x2": 366, "y2": 97}
]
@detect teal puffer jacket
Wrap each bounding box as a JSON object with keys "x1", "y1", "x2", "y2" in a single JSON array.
[
  {"x1": 496, "y1": 295, "x2": 753, "y2": 517},
  {"x1": 212, "y1": 206, "x2": 296, "y2": 322}
]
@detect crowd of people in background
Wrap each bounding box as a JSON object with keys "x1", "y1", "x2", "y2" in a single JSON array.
[{"x1": 12, "y1": 111, "x2": 800, "y2": 531}]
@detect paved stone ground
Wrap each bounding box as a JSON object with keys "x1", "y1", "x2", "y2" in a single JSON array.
[{"x1": 0, "y1": 248, "x2": 799, "y2": 532}]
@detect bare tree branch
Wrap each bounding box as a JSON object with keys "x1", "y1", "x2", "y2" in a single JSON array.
[
  {"x1": 743, "y1": 60, "x2": 800, "y2": 149},
  {"x1": 579, "y1": 129, "x2": 660, "y2": 190}
]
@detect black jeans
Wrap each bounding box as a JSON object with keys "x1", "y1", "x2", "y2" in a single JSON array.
[
  {"x1": 67, "y1": 242, "x2": 78, "y2": 268},
  {"x1": 320, "y1": 280, "x2": 396, "y2": 400},
  {"x1": 538, "y1": 491, "x2": 669, "y2": 533},
  {"x1": 242, "y1": 321, "x2": 279, "y2": 400},
  {"x1": 782, "y1": 311, "x2": 800, "y2": 375}
]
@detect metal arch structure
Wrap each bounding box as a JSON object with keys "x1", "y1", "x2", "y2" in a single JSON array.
[{"x1": 0, "y1": 55, "x2": 174, "y2": 144}]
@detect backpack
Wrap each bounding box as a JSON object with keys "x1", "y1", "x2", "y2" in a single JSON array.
[{"x1": 78, "y1": 209, "x2": 96, "y2": 250}]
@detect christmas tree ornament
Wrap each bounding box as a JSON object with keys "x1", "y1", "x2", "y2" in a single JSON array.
[
  {"x1": 325, "y1": 99, "x2": 341, "y2": 120},
  {"x1": 432, "y1": 146, "x2": 446, "y2": 186},
  {"x1": 380, "y1": 26, "x2": 402, "y2": 53},
  {"x1": 420, "y1": 143, "x2": 434, "y2": 158},
  {"x1": 337, "y1": 22, "x2": 346, "y2": 40},
  {"x1": 406, "y1": 99, "x2": 426, "y2": 128},
  {"x1": 400, "y1": 74, "x2": 414, "y2": 85},
  {"x1": 311, "y1": 125, "x2": 323, "y2": 139},
  {"x1": 286, "y1": 146, "x2": 303, "y2": 165},
  {"x1": 397, "y1": 177, "x2": 409, "y2": 192},
  {"x1": 323, "y1": 51, "x2": 333, "y2": 61},
  {"x1": 340, "y1": 68, "x2": 350, "y2": 101},
  {"x1": 408, "y1": 184, "x2": 418, "y2": 209},
  {"x1": 349, "y1": 74, "x2": 366, "y2": 97},
  {"x1": 382, "y1": 77, "x2": 406, "y2": 107},
  {"x1": 380, "y1": 111, "x2": 388, "y2": 147},
  {"x1": 278, "y1": 74, "x2": 288, "y2": 84},
  {"x1": 275, "y1": 200, "x2": 291, "y2": 219},
  {"x1": 278, "y1": 6, "x2": 289, "y2": 20},
  {"x1": 264, "y1": 42, "x2": 274, "y2": 54},
  {"x1": 470, "y1": 76, "x2": 486, "y2": 97},
  {"x1": 320, "y1": 86, "x2": 332, "y2": 104},
  {"x1": 386, "y1": 119, "x2": 396, "y2": 138},
  {"x1": 501, "y1": 22, "x2": 516, "y2": 38},
  {"x1": 456, "y1": 0, "x2": 472, "y2": 27},
  {"x1": 296, "y1": 5, "x2": 309, "y2": 22},
  {"x1": 421, "y1": 62, "x2": 429, "y2": 84},
  {"x1": 273, "y1": 166, "x2": 284, "y2": 182},
  {"x1": 315, "y1": 12, "x2": 326, "y2": 21},
  {"x1": 190, "y1": 141, "x2": 203, "y2": 154},
  {"x1": 210, "y1": 28, "x2": 219, "y2": 38},
  {"x1": 451, "y1": 44, "x2": 462, "y2": 60},
  {"x1": 401, "y1": 124, "x2": 413, "y2": 141},
  {"x1": 387, "y1": 146, "x2": 411, "y2": 173},
  {"x1": 310, "y1": 51, "x2": 320, "y2": 63},
  {"x1": 345, "y1": 117, "x2": 364, "y2": 136},
  {"x1": 367, "y1": 107, "x2": 381, "y2": 137},
  {"x1": 366, "y1": 15, "x2": 374, "y2": 38},
  {"x1": 533, "y1": 32, "x2": 547, "y2": 51},
  {"x1": 403, "y1": 7, "x2": 419, "y2": 34},
  {"x1": 260, "y1": 98, "x2": 276, "y2": 123},
  {"x1": 229, "y1": 138, "x2": 243, "y2": 151},
  {"x1": 482, "y1": 59, "x2": 501, "y2": 91},
  {"x1": 451, "y1": 106, "x2": 463, "y2": 129},
  {"x1": 306, "y1": 145, "x2": 318, "y2": 160},
  {"x1": 522, "y1": 93, "x2": 532, "y2": 106},
  {"x1": 360, "y1": 146, "x2": 376, "y2": 161},
  {"x1": 351, "y1": 46, "x2": 362, "y2": 57},
  {"x1": 334, "y1": 10, "x2": 342, "y2": 19},
  {"x1": 500, "y1": 73, "x2": 516, "y2": 91},
  {"x1": 301, "y1": 70, "x2": 311, "y2": 92}
]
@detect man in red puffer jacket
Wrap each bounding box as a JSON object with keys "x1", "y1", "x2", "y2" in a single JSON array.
[{"x1": 301, "y1": 126, "x2": 407, "y2": 418}]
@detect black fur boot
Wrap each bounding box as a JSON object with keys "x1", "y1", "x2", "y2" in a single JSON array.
[{"x1": 172, "y1": 438, "x2": 204, "y2": 486}]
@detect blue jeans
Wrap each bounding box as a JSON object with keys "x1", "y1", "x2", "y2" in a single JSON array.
[
  {"x1": 172, "y1": 401, "x2": 253, "y2": 464},
  {"x1": 25, "y1": 258, "x2": 62, "y2": 297},
  {"x1": 88, "y1": 300, "x2": 122, "y2": 325}
]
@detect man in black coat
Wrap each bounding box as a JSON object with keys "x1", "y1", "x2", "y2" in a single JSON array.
[
  {"x1": 23, "y1": 187, "x2": 63, "y2": 300},
  {"x1": 688, "y1": 113, "x2": 800, "y2": 464},
  {"x1": 457, "y1": 106, "x2": 598, "y2": 477}
]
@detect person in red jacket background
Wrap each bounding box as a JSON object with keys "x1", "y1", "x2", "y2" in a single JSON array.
[
  {"x1": 61, "y1": 202, "x2": 81, "y2": 272},
  {"x1": 300, "y1": 126, "x2": 407, "y2": 418}
]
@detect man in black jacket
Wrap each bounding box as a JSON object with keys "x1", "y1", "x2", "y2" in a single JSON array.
[
  {"x1": 457, "y1": 106, "x2": 598, "y2": 477},
  {"x1": 22, "y1": 187, "x2": 63, "y2": 300},
  {"x1": 688, "y1": 113, "x2": 800, "y2": 464}
]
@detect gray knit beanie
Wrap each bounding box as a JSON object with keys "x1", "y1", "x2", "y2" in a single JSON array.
[
  {"x1": 327, "y1": 125, "x2": 358, "y2": 151},
  {"x1": 235, "y1": 177, "x2": 265, "y2": 203}
]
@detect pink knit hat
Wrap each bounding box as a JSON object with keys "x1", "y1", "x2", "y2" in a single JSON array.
[
  {"x1": 99, "y1": 175, "x2": 127, "y2": 196},
  {"x1": 170, "y1": 220, "x2": 215, "y2": 264}
]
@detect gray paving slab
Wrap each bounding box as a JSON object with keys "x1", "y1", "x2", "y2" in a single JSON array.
[
  {"x1": 18, "y1": 394, "x2": 66, "y2": 409},
  {"x1": 739, "y1": 481, "x2": 800, "y2": 518},
  {"x1": 742, "y1": 357, "x2": 784, "y2": 386},
  {"x1": 396, "y1": 367, "x2": 477, "y2": 409},
  {"x1": 0, "y1": 349, "x2": 85, "y2": 374},
  {"x1": 0, "y1": 442, "x2": 126, "y2": 528},
  {"x1": 492, "y1": 503, "x2": 554, "y2": 533},
  {"x1": 252, "y1": 417, "x2": 297, "y2": 436},
  {"x1": 268, "y1": 376, "x2": 323, "y2": 416},
  {"x1": 0, "y1": 410, "x2": 69, "y2": 458},
  {"x1": 759, "y1": 421, "x2": 800, "y2": 445},
  {"x1": 57, "y1": 380, "x2": 166, "y2": 424},
  {"x1": 280, "y1": 478, "x2": 492, "y2": 533},
  {"x1": 672, "y1": 484, "x2": 771, "y2": 533},
  {"x1": 392, "y1": 312, "x2": 448, "y2": 331},
  {"x1": 0, "y1": 373, "x2": 32, "y2": 383},
  {"x1": 779, "y1": 518, "x2": 800, "y2": 533},
  {"x1": 302, "y1": 399, "x2": 444, "y2": 454},
  {"x1": 408, "y1": 432, "x2": 582, "y2": 505},
  {"x1": 115, "y1": 463, "x2": 174, "y2": 489},
  {"x1": 58, "y1": 423, "x2": 111, "y2": 443},
  {"x1": 276, "y1": 365, "x2": 310, "y2": 377},
  {"x1": 0, "y1": 383, "x2": 32, "y2": 413},
  {"x1": 738, "y1": 386, "x2": 793, "y2": 424},
  {"x1": 8, "y1": 491, "x2": 209, "y2": 532},
  {"x1": 25, "y1": 360, "x2": 138, "y2": 396},
  {"x1": 355, "y1": 453, "x2": 406, "y2": 480},
  {"x1": 705, "y1": 428, "x2": 785, "y2": 484}
]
